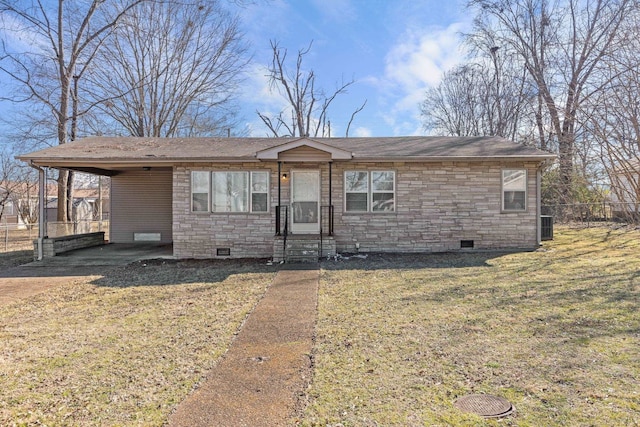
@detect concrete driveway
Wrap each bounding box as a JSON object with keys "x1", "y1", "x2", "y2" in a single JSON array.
[
  {"x1": 26, "y1": 243, "x2": 174, "y2": 268},
  {"x1": 0, "y1": 243, "x2": 173, "y2": 306}
]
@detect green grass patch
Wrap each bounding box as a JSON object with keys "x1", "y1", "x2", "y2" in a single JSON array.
[{"x1": 304, "y1": 226, "x2": 640, "y2": 426}]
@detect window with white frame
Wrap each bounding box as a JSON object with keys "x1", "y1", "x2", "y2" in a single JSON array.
[
  {"x1": 345, "y1": 170, "x2": 395, "y2": 212},
  {"x1": 191, "y1": 171, "x2": 210, "y2": 212},
  {"x1": 213, "y1": 172, "x2": 248, "y2": 212},
  {"x1": 250, "y1": 171, "x2": 269, "y2": 212},
  {"x1": 502, "y1": 169, "x2": 527, "y2": 211},
  {"x1": 191, "y1": 170, "x2": 269, "y2": 213}
]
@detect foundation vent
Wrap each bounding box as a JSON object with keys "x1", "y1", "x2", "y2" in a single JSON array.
[{"x1": 460, "y1": 240, "x2": 474, "y2": 249}]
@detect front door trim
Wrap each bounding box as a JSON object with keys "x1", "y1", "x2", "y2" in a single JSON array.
[{"x1": 290, "y1": 169, "x2": 320, "y2": 234}]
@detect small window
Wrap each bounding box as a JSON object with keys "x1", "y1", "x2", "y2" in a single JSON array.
[
  {"x1": 345, "y1": 170, "x2": 395, "y2": 212},
  {"x1": 191, "y1": 171, "x2": 210, "y2": 212},
  {"x1": 250, "y1": 171, "x2": 269, "y2": 212},
  {"x1": 502, "y1": 169, "x2": 527, "y2": 211}
]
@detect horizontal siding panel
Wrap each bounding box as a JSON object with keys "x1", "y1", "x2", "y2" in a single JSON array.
[
  {"x1": 279, "y1": 146, "x2": 331, "y2": 162},
  {"x1": 111, "y1": 169, "x2": 172, "y2": 243}
]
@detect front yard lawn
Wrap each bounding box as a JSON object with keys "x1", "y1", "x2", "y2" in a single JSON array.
[
  {"x1": 1, "y1": 226, "x2": 638, "y2": 426},
  {"x1": 0, "y1": 259, "x2": 276, "y2": 425},
  {"x1": 304, "y1": 226, "x2": 640, "y2": 426}
]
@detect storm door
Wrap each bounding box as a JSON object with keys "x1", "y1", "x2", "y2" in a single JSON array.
[{"x1": 290, "y1": 170, "x2": 320, "y2": 234}]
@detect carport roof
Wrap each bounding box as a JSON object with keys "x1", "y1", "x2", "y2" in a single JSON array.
[{"x1": 17, "y1": 136, "x2": 555, "y2": 175}]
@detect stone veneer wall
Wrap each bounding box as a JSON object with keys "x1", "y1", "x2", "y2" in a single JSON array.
[
  {"x1": 34, "y1": 232, "x2": 105, "y2": 259},
  {"x1": 331, "y1": 161, "x2": 541, "y2": 253},
  {"x1": 172, "y1": 161, "x2": 541, "y2": 259},
  {"x1": 173, "y1": 163, "x2": 279, "y2": 259}
]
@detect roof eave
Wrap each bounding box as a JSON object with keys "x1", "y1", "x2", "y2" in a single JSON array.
[
  {"x1": 345, "y1": 155, "x2": 556, "y2": 162},
  {"x1": 18, "y1": 156, "x2": 261, "y2": 167}
]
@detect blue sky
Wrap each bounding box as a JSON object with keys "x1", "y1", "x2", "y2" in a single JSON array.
[
  {"x1": 235, "y1": 0, "x2": 471, "y2": 137},
  {"x1": 0, "y1": 0, "x2": 472, "y2": 147}
]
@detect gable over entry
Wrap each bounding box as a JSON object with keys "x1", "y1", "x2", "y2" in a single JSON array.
[
  {"x1": 255, "y1": 138, "x2": 353, "y2": 161},
  {"x1": 255, "y1": 139, "x2": 349, "y2": 237}
]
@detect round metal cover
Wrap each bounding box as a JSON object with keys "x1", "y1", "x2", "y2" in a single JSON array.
[{"x1": 454, "y1": 394, "x2": 514, "y2": 418}]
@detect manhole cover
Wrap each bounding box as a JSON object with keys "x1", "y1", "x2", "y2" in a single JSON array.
[{"x1": 454, "y1": 394, "x2": 515, "y2": 418}]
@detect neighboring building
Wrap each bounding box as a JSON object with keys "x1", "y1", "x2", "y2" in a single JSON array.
[
  {"x1": 1, "y1": 180, "x2": 108, "y2": 229},
  {"x1": 43, "y1": 187, "x2": 110, "y2": 222},
  {"x1": 608, "y1": 158, "x2": 640, "y2": 219},
  {"x1": 0, "y1": 180, "x2": 54, "y2": 228},
  {"x1": 18, "y1": 136, "x2": 555, "y2": 260}
]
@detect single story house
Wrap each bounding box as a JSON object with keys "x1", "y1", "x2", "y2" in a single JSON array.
[{"x1": 18, "y1": 136, "x2": 555, "y2": 260}]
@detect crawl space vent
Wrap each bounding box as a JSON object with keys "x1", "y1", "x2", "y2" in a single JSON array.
[
  {"x1": 216, "y1": 248, "x2": 231, "y2": 256},
  {"x1": 460, "y1": 240, "x2": 474, "y2": 249}
]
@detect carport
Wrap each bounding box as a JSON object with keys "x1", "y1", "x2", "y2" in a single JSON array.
[{"x1": 17, "y1": 140, "x2": 175, "y2": 261}]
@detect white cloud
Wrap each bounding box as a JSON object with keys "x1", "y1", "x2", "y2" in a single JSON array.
[
  {"x1": 369, "y1": 22, "x2": 469, "y2": 136},
  {"x1": 385, "y1": 23, "x2": 467, "y2": 108},
  {"x1": 0, "y1": 11, "x2": 50, "y2": 55},
  {"x1": 352, "y1": 126, "x2": 372, "y2": 137},
  {"x1": 240, "y1": 63, "x2": 291, "y2": 136}
]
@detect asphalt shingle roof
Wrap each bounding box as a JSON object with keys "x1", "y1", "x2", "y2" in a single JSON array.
[{"x1": 18, "y1": 136, "x2": 554, "y2": 164}]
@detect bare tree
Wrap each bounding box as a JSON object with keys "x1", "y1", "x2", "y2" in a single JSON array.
[
  {"x1": 0, "y1": 152, "x2": 18, "y2": 222},
  {"x1": 0, "y1": 152, "x2": 39, "y2": 227},
  {"x1": 421, "y1": 57, "x2": 536, "y2": 142},
  {"x1": 257, "y1": 40, "x2": 366, "y2": 138},
  {"x1": 14, "y1": 166, "x2": 39, "y2": 228},
  {"x1": 0, "y1": 0, "x2": 146, "y2": 222},
  {"x1": 86, "y1": 0, "x2": 249, "y2": 137},
  {"x1": 583, "y1": 16, "x2": 640, "y2": 221},
  {"x1": 467, "y1": 0, "x2": 634, "y2": 205}
]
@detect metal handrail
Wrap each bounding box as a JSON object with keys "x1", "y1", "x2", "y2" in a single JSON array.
[
  {"x1": 275, "y1": 205, "x2": 288, "y2": 261},
  {"x1": 319, "y1": 205, "x2": 334, "y2": 260}
]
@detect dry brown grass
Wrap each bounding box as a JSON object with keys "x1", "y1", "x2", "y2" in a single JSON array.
[
  {"x1": 1, "y1": 226, "x2": 638, "y2": 426},
  {"x1": 0, "y1": 259, "x2": 277, "y2": 426},
  {"x1": 0, "y1": 227, "x2": 37, "y2": 269},
  {"x1": 304, "y1": 226, "x2": 640, "y2": 426}
]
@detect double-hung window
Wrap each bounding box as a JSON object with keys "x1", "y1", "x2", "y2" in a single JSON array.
[
  {"x1": 191, "y1": 171, "x2": 269, "y2": 213},
  {"x1": 250, "y1": 171, "x2": 269, "y2": 212},
  {"x1": 345, "y1": 170, "x2": 395, "y2": 212},
  {"x1": 191, "y1": 171, "x2": 210, "y2": 212},
  {"x1": 502, "y1": 169, "x2": 527, "y2": 211}
]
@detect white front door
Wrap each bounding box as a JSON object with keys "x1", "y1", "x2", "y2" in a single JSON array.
[{"x1": 290, "y1": 170, "x2": 320, "y2": 234}]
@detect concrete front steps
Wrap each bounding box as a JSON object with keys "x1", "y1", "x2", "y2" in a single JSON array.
[{"x1": 273, "y1": 235, "x2": 336, "y2": 263}]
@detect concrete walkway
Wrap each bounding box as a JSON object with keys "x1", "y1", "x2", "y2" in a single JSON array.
[{"x1": 168, "y1": 264, "x2": 319, "y2": 427}]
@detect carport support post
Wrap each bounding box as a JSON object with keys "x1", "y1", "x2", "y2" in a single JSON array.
[{"x1": 34, "y1": 163, "x2": 46, "y2": 260}]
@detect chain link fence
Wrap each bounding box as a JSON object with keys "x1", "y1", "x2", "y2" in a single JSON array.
[
  {"x1": 1, "y1": 224, "x2": 38, "y2": 253},
  {"x1": 542, "y1": 202, "x2": 640, "y2": 226}
]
